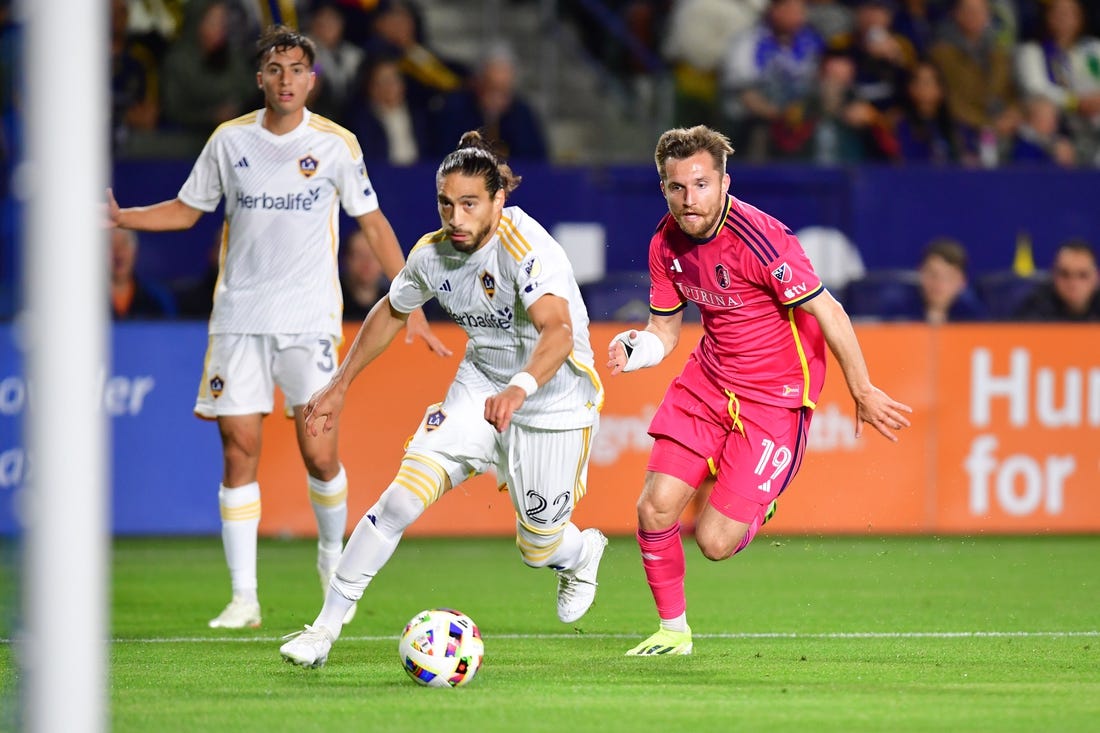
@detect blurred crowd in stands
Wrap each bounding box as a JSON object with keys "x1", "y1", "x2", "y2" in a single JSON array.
[
  {"x1": 5, "y1": 0, "x2": 1099, "y2": 168},
  {"x1": 588, "y1": 0, "x2": 1100, "y2": 167},
  {"x1": 100, "y1": 0, "x2": 549, "y2": 162},
  {"x1": 2, "y1": 0, "x2": 1098, "y2": 323}
]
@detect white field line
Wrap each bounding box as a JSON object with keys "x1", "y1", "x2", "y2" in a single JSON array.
[{"x1": 2, "y1": 630, "x2": 1094, "y2": 644}]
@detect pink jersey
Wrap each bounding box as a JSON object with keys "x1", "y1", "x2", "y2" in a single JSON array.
[{"x1": 648, "y1": 194, "x2": 827, "y2": 408}]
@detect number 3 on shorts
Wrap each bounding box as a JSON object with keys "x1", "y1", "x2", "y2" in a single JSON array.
[{"x1": 316, "y1": 338, "x2": 335, "y2": 372}]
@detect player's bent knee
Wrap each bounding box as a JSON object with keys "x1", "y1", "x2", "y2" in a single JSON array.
[
  {"x1": 636, "y1": 497, "x2": 680, "y2": 532},
  {"x1": 515, "y1": 520, "x2": 565, "y2": 568},
  {"x1": 369, "y1": 456, "x2": 448, "y2": 536},
  {"x1": 369, "y1": 484, "x2": 426, "y2": 536},
  {"x1": 694, "y1": 527, "x2": 744, "y2": 562}
]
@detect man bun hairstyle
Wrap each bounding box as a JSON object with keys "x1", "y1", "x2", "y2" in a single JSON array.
[
  {"x1": 654, "y1": 125, "x2": 734, "y2": 182},
  {"x1": 436, "y1": 130, "x2": 522, "y2": 198},
  {"x1": 256, "y1": 24, "x2": 317, "y2": 69}
]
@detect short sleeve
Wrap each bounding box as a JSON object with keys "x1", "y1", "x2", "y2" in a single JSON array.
[
  {"x1": 648, "y1": 232, "x2": 686, "y2": 315},
  {"x1": 515, "y1": 243, "x2": 574, "y2": 312},
  {"x1": 177, "y1": 136, "x2": 225, "y2": 212},
  {"x1": 759, "y1": 228, "x2": 824, "y2": 307},
  {"x1": 387, "y1": 258, "x2": 431, "y2": 314},
  {"x1": 337, "y1": 152, "x2": 381, "y2": 218}
]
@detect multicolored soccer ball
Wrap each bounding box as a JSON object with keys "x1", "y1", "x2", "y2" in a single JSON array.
[{"x1": 398, "y1": 608, "x2": 484, "y2": 688}]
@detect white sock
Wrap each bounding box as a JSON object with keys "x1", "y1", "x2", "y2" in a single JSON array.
[
  {"x1": 317, "y1": 547, "x2": 341, "y2": 587},
  {"x1": 309, "y1": 465, "x2": 348, "y2": 557},
  {"x1": 660, "y1": 613, "x2": 689, "y2": 633},
  {"x1": 314, "y1": 513, "x2": 402, "y2": 634},
  {"x1": 545, "y1": 522, "x2": 584, "y2": 571},
  {"x1": 219, "y1": 482, "x2": 260, "y2": 603}
]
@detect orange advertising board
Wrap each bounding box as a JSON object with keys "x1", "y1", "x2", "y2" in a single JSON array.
[
  {"x1": 257, "y1": 323, "x2": 1100, "y2": 538},
  {"x1": 931, "y1": 325, "x2": 1100, "y2": 533}
]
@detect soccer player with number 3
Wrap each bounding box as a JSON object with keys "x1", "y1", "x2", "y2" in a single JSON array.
[
  {"x1": 608, "y1": 126, "x2": 912, "y2": 656},
  {"x1": 107, "y1": 25, "x2": 447, "y2": 630}
]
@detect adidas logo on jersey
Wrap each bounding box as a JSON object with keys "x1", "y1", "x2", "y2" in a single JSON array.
[
  {"x1": 439, "y1": 280, "x2": 452, "y2": 292},
  {"x1": 235, "y1": 157, "x2": 249, "y2": 169}
]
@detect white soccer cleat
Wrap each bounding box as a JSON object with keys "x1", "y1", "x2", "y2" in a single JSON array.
[
  {"x1": 208, "y1": 597, "x2": 262, "y2": 629},
  {"x1": 280, "y1": 625, "x2": 335, "y2": 669},
  {"x1": 556, "y1": 529, "x2": 608, "y2": 623}
]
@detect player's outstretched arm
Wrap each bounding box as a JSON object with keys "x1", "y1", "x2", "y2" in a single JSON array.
[
  {"x1": 607, "y1": 312, "x2": 681, "y2": 376},
  {"x1": 484, "y1": 293, "x2": 574, "y2": 434},
  {"x1": 106, "y1": 188, "x2": 204, "y2": 231},
  {"x1": 799, "y1": 290, "x2": 913, "y2": 442},
  {"x1": 304, "y1": 295, "x2": 408, "y2": 437},
  {"x1": 355, "y1": 210, "x2": 451, "y2": 357}
]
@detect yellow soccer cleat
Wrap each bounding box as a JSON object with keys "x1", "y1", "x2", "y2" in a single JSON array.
[{"x1": 625, "y1": 626, "x2": 693, "y2": 656}]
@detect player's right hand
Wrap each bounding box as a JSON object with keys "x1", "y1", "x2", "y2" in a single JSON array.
[
  {"x1": 105, "y1": 188, "x2": 121, "y2": 228},
  {"x1": 304, "y1": 379, "x2": 347, "y2": 437},
  {"x1": 607, "y1": 329, "x2": 664, "y2": 375},
  {"x1": 405, "y1": 308, "x2": 452, "y2": 357},
  {"x1": 607, "y1": 331, "x2": 633, "y2": 376}
]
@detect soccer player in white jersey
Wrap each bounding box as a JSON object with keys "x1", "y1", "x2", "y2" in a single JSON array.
[
  {"x1": 279, "y1": 131, "x2": 608, "y2": 669},
  {"x1": 107, "y1": 25, "x2": 449, "y2": 630}
]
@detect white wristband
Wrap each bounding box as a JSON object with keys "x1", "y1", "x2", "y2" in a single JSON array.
[
  {"x1": 507, "y1": 371, "x2": 538, "y2": 397},
  {"x1": 612, "y1": 329, "x2": 664, "y2": 372}
]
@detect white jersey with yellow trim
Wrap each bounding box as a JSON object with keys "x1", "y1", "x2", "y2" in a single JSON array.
[
  {"x1": 389, "y1": 205, "x2": 603, "y2": 430},
  {"x1": 178, "y1": 109, "x2": 380, "y2": 335}
]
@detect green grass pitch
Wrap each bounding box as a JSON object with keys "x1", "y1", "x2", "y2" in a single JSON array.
[{"x1": 1, "y1": 534, "x2": 1098, "y2": 732}]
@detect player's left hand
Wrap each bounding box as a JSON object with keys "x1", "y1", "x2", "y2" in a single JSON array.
[
  {"x1": 854, "y1": 386, "x2": 912, "y2": 442},
  {"x1": 484, "y1": 387, "x2": 526, "y2": 433},
  {"x1": 405, "y1": 307, "x2": 452, "y2": 357}
]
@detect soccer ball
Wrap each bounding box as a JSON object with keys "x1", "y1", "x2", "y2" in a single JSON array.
[{"x1": 398, "y1": 608, "x2": 484, "y2": 688}]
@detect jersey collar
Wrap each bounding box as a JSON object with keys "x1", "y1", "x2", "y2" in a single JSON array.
[{"x1": 254, "y1": 108, "x2": 311, "y2": 143}]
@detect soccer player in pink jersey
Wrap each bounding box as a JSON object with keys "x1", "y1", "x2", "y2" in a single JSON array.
[{"x1": 608, "y1": 125, "x2": 912, "y2": 655}]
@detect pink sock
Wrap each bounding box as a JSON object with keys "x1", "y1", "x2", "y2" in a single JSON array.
[
  {"x1": 732, "y1": 505, "x2": 767, "y2": 556},
  {"x1": 637, "y1": 524, "x2": 686, "y2": 620}
]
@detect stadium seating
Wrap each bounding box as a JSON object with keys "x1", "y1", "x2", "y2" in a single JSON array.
[
  {"x1": 974, "y1": 270, "x2": 1049, "y2": 321},
  {"x1": 579, "y1": 271, "x2": 651, "y2": 323},
  {"x1": 838, "y1": 269, "x2": 922, "y2": 321}
]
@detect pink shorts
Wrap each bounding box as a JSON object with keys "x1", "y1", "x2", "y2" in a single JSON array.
[{"x1": 647, "y1": 358, "x2": 813, "y2": 523}]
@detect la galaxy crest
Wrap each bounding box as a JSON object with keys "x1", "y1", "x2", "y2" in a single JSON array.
[
  {"x1": 424, "y1": 406, "x2": 447, "y2": 431},
  {"x1": 481, "y1": 271, "x2": 496, "y2": 299},
  {"x1": 298, "y1": 154, "x2": 319, "y2": 178},
  {"x1": 209, "y1": 375, "x2": 225, "y2": 398}
]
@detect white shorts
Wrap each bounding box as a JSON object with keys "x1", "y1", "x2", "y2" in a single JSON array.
[
  {"x1": 405, "y1": 379, "x2": 598, "y2": 529},
  {"x1": 194, "y1": 333, "x2": 341, "y2": 419}
]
